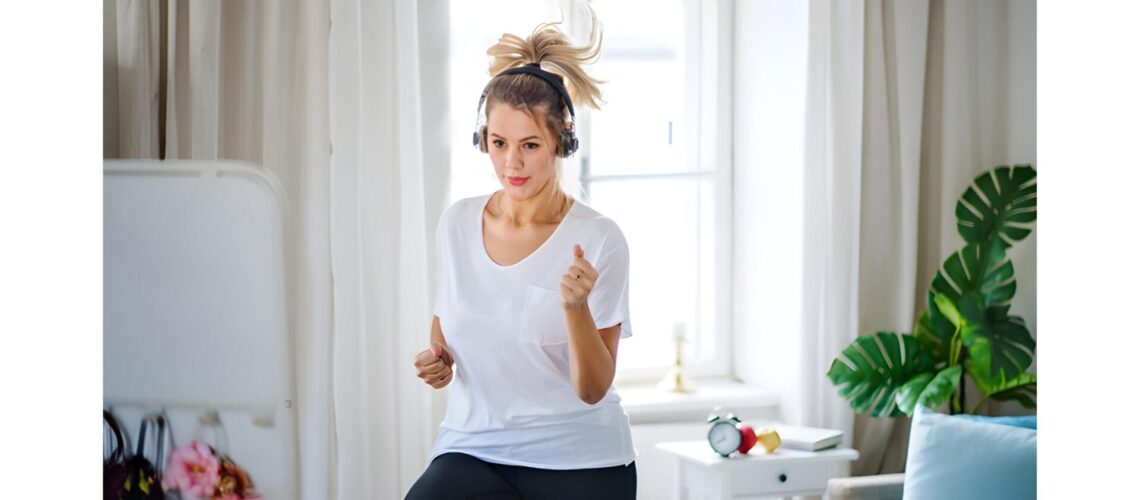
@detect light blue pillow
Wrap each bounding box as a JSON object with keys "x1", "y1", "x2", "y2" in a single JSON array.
[
  {"x1": 902, "y1": 406, "x2": 1036, "y2": 500},
  {"x1": 953, "y1": 412, "x2": 1037, "y2": 430}
]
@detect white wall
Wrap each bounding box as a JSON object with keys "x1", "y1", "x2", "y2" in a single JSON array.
[{"x1": 732, "y1": 0, "x2": 811, "y2": 424}]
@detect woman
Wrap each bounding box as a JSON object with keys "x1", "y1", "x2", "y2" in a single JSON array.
[{"x1": 405, "y1": 7, "x2": 637, "y2": 500}]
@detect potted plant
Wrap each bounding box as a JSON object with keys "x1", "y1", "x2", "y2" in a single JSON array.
[{"x1": 828, "y1": 164, "x2": 1037, "y2": 416}]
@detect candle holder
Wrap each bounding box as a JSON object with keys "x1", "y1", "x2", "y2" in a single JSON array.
[{"x1": 657, "y1": 322, "x2": 697, "y2": 393}]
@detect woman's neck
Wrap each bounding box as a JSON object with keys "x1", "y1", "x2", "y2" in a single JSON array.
[{"x1": 494, "y1": 185, "x2": 569, "y2": 227}]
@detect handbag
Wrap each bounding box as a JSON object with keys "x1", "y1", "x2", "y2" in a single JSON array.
[
  {"x1": 104, "y1": 411, "x2": 130, "y2": 500},
  {"x1": 121, "y1": 414, "x2": 167, "y2": 500}
]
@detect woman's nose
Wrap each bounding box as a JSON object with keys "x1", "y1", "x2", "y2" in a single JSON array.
[{"x1": 504, "y1": 146, "x2": 523, "y2": 169}]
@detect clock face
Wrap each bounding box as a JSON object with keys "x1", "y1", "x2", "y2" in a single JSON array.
[{"x1": 707, "y1": 421, "x2": 742, "y2": 456}]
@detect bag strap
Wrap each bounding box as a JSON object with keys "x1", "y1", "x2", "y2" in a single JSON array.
[
  {"x1": 104, "y1": 410, "x2": 126, "y2": 464},
  {"x1": 153, "y1": 414, "x2": 167, "y2": 483},
  {"x1": 135, "y1": 416, "x2": 150, "y2": 458}
]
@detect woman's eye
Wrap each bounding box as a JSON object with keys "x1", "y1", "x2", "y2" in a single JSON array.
[{"x1": 491, "y1": 141, "x2": 538, "y2": 150}]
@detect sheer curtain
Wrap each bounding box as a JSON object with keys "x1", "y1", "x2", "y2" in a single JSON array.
[
  {"x1": 855, "y1": 0, "x2": 1037, "y2": 475},
  {"x1": 104, "y1": 0, "x2": 450, "y2": 497},
  {"x1": 734, "y1": 0, "x2": 1035, "y2": 478},
  {"x1": 849, "y1": 0, "x2": 932, "y2": 475},
  {"x1": 327, "y1": 0, "x2": 438, "y2": 497}
]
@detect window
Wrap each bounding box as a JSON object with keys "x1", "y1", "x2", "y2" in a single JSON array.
[{"x1": 448, "y1": 0, "x2": 732, "y2": 382}]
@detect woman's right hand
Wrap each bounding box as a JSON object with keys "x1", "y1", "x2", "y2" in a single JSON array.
[{"x1": 415, "y1": 341, "x2": 454, "y2": 389}]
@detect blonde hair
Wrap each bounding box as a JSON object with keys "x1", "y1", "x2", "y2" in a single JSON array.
[{"x1": 479, "y1": 3, "x2": 605, "y2": 221}]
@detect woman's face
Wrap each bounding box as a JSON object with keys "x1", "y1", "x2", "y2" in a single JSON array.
[{"x1": 485, "y1": 103, "x2": 558, "y2": 201}]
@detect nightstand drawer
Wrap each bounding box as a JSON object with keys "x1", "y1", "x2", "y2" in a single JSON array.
[
  {"x1": 657, "y1": 440, "x2": 858, "y2": 499},
  {"x1": 732, "y1": 460, "x2": 829, "y2": 495}
]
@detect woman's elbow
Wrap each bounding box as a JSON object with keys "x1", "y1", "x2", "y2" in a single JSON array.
[{"x1": 576, "y1": 387, "x2": 605, "y2": 405}]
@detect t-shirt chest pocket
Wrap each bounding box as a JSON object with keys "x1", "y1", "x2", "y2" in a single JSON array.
[{"x1": 518, "y1": 284, "x2": 568, "y2": 345}]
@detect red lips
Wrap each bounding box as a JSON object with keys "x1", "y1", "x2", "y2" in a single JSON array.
[{"x1": 508, "y1": 176, "x2": 529, "y2": 186}]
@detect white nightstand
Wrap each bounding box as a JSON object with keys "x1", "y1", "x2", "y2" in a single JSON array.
[{"x1": 656, "y1": 440, "x2": 859, "y2": 500}]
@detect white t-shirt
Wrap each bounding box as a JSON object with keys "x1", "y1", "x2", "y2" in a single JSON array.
[{"x1": 428, "y1": 192, "x2": 637, "y2": 470}]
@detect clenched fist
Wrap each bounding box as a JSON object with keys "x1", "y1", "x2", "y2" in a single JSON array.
[
  {"x1": 415, "y1": 341, "x2": 454, "y2": 389},
  {"x1": 560, "y1": 243, "x2": 598, "y2": 310}
]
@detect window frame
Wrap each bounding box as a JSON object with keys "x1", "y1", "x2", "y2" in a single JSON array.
[{"x1": 572, "y1": 0, "x2": 734, "y2": 384}]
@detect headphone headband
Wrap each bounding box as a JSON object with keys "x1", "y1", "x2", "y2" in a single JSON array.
[
  {"x1": 472, "y1": 62, "x2": 580, "y2": 158},
  {"x1": 497, "y1": 63, "x2": 576, "y2": 118}
]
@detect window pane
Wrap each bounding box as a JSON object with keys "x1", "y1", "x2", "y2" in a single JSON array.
[
  {"x1": 588, "y1": 0, "x2": 692, "y2": 176},
  {"x1": 589, "y1": 60, "x2": 688, "y2": 175},
  {"x1": 587, "y1": 175, "x2": 715, "y2": 370}
]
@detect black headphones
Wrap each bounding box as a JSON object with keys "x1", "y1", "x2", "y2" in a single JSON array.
[{"x1": 472, "y1": 63, "x2": 580, "y2": 158}]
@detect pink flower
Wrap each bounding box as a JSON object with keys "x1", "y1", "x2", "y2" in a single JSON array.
[{"x1": 163, "y1": 440, "x2": 220, "y2": 496}]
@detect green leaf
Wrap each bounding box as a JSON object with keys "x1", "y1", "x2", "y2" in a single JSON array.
[
  {"x1": 915, "y1": 310, "x2": 953, "y2": 362},
  {"x1": 828, "y1": 332, "x2": 936, "y2": 418},
  {"x1": 896, "y1": 365, "x2": 963, "y2": 415},
  {"x1": 933, "y1": 293, "x2": 963, "y2": 328},
  {"x1": 956, "y1": 164, "x2": 1037, "y2": 247},
  {"x1": 971, "y1": 366, "x2": 1035, "y2": 396},
  {"x1": 961, "y1": 315, "x2": 1036, "y2": 384},
  {"x1": 925, "y1": 240, "x2": 1018, "y2": 359},
  {"x1": 958, "y1": 291, "x2": 987, "y2": 325},
  {"x1": 930, "y1": 242, "x2": 1017, "y2": 314},
  {"x1": 990, "y1": 385, "x2": 1037, "y2": 410},
  {"x1": 974, "y1": 370, "x2": 1037, "y2": 409}
]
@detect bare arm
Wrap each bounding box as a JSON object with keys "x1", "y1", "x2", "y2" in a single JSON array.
[
  {"x1": 560, "y1": 243, "x2": 625, "y2": 405},
  {"x1": 564, "y1": 305, "x2": 621, "y2": 404}
]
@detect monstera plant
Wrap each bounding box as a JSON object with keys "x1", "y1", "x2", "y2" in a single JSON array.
[{"x1": 828, "y1": 164, "x2": 1037, "y2": 417}]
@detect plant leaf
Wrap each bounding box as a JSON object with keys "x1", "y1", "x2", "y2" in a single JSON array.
[
  {"x1": 896, "y1": 365, "x2": 963, "y2": 415},
  {"x1": 990, "y1": 385, "x2": 1037, "y2": 410},
  {"x1": 926, "y1": 240, "x2": 1018, "y2": 358},
  {"x1": 828, "y1": 332, "x2": 936, "y2": 418},
  {"x1": 933, "y1": 293, "x2": 963, "y2": 328},
  {"x1": 974, "y1": 370, "x2": 1037, "y2": 410},
  {"x1": 956, "y1": 164, "x2": 1037, "y2": 247},
  {"x1": 931, "y1": 241, "x2": 1017, "y2": 314},
  {"x1": 915, "y1": 310, "x2": 953, "y2": 362},
  {"x1": 961, "y1": 315, "x2": 1036, "y2": 384},
  {"x1": 958, "y1": 291, "x2": 987, "y2": 325}
]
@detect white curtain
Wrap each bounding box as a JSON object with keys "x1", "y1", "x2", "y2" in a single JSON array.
[
  {"x1": 327, "y1": 0, "x2": 437, "y2": 497},
  {"x1": 107, "y1": 0, "x2": 161, "y2": 158},
  {"x1": 105, "y1": 0, "x2": 449, "y2": 497},
  {"x1": 849, "y1": 0, "x2": 932, "y2": 476},
  {"x1": 734, "y1": 0, "x2": 1036, "y2": 478},
  {"x1": 799, "y1": 0, "x2": 865, "y2": 442}
]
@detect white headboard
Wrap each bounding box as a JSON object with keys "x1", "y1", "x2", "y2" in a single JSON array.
[{"x1": 104, "y1": 159, "x2": 296, "y2": 498}]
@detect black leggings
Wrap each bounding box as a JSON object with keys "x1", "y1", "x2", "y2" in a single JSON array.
[{"x1": 404, "y1": 452, "x2": 637, "y2": 500}]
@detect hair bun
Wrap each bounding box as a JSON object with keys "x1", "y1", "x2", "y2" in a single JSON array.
[{"x1": 486, "y1": 3, "x2": 606, "y2": 111}]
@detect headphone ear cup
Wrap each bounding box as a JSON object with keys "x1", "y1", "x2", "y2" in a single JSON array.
[
  {"x1": 477, "y1": 125, "x2": 489, "y2": 153},
  {"x1": 561, "y1": 131, "x2": 578, "y2": 158}
]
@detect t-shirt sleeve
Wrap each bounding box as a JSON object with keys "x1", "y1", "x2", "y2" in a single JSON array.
[{"x1": 588, "y1": 240, "x2": 633, "y2": 339}]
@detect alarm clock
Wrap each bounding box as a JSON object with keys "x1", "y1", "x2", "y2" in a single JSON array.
[{"x1": 706, "y1": 413, "x2": 744, "y2": 457}]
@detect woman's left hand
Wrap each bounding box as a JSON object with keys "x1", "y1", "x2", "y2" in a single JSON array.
[{"x1": 560, "y1": 244, "x2": 598, "y2": 311}]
